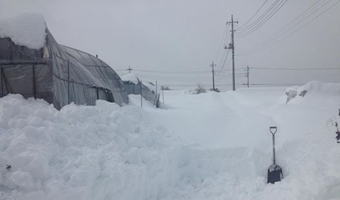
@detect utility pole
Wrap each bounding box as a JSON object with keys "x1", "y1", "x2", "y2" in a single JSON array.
[
  {"x1": 225, "y1": 15, "x2": 238, "y2": 91},
  {"x1": 140, "y1": 80, "x2": 143, "y2": 107},
  {"x1": 127, "y1": 66, "x2": 133, "y2": 73},
  {"x1": 210, "y1": 61, "x2": 216, "y2": 91},
  {"x1": 162, "y1": 86, "x2": 165, "y2": 104},
  {"x1": 246, "y1": 66, "x2": 250, "y2": 88}
]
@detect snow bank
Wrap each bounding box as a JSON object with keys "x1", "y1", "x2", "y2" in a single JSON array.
[
  {"x1": 0, "y1": 13, "x2": 46, "y2": 49},
  {"x1": 1, "y1": 82, "x2": 340, "y2": 200},
  {"x1": 284, "y1": 81, "x2": 340, "y2": 104},
  {"x1": 0, "y1": 94, "x2": 183, "y2": 200},
  {"x1": 0, "y1": 94, "x2": 273, "y2": 200},
  {"x1": 297, "y1": 81, "x2": 340, "y2": 96}
]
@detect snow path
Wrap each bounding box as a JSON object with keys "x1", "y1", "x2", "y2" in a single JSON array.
[{"x1": 131, "y1": 86, "x2": 340, "y2": 200}]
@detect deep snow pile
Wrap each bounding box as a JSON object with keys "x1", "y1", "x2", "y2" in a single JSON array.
[
  {"x1": 0, "y1": 14, "x2": 46, "y2": 49},
  {"x1": 0, "y1": 95, "x2": 184, "y2": 200},
  {"x1": 1, "y1": 81, "x2": 340, "y2": 200}
]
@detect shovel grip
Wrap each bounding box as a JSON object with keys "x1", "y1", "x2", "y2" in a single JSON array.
[{"x1": 270, "y1": 126, "x2": 277, "y2": 135}]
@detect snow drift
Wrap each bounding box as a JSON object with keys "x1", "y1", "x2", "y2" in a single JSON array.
[
  {"x1": 1, "y1": 81, "x2": 340, "y2": 200},
  {"x1": 0, "y1": 94, "x2": 180, "y2": 200}
]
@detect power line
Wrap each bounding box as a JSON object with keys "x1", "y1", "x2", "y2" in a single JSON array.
[
  {"x1": 133, "y1": 69, "x2": 211, "y2": 73},
  {"x1": 217, "y1": 49, "x2": 231, "y2": 75},
  {"x1": 237, "y1": 0, "x2": 270, "y2": 30},
  {"x1": 255, "y1": 0, "x2": 340, "y2": 52},
  {"x1": 214, "y1": 24, "x2": 229, "y2": 61},
  {"x1": 251, "y1": 67, "x2": 340, "y2": 70},
  {"x1": 240, "y1": 0, "x2": 340, "y2": 55},
  {"x1": 236, "y1": 0, "x2": 287, "y2": 36},
  {"x1": 132, "y1": 73, "x2": 246, "y2": 80},
  {"x1": 237, "y1": 0, "x2": 283, "y2": 32},
  {"x1": 249, "y1": 83, "x2": 303, "y2": 86},
  {"x1": 237, "y1": 0, "x2": 288, "y2": 37},
  {"x1": 216, "y1": 25, "x2": 231, "y2": 74}
]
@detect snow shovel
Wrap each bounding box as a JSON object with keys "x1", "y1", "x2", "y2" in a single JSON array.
[{"x1": 267, "y1": 126, "x2": 283, "y2": 184}]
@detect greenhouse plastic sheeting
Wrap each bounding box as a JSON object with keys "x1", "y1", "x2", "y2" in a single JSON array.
[{"x1": 0, "y1": 29, "x2": 128, "y2": 109}]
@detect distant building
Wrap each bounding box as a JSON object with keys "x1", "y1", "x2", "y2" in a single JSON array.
[{"x1": 0, "y1": 14, "x2": 128, "y2": 109}]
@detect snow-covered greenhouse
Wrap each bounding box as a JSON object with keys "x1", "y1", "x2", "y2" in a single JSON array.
[
  {"x1": 0, "y1": 14, "x2": 128, "y2": 109},
  {"x1": 121, "y1": 73, "x2": 160, "y2": 107}
]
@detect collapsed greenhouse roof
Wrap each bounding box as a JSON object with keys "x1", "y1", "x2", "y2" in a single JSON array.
[
  {"x1": 121, "y1": 73, "x2": 159, "y2": 107},
  {"x1": 0, "y1": 14, "x2": 128, "y2": 109}
]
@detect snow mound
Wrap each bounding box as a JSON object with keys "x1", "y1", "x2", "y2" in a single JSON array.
[
  {"x1": 297, "y1": 81, "x2": 340, "y2": 96},
  {"x1": 121, "y1": 73, "x2": 140, "y2": 84},
  {"x1": 285, "y1": 81, "x2": 340, "y2": 104},
  {"x1": 0, "y1": 94, "x2": 181, "y2": 200},
  {"x1": 0, "y1": 13, "x2": 46, "y2": 49}
]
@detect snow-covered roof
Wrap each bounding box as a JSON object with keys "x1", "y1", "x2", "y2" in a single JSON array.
[
  {"x1": 143, "y1": 81, "x2": 156, "y2": 93},
  {"x1": 121, "y1": 73, "x2": 140, "y2": 84},
  {"x1": 0, "y1": 13, "x2": 47, "y2": 49}
]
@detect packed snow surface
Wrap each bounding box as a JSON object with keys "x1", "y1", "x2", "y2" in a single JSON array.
[
  {"x1": 0, "y1": 14, "x2": 46, "y2": 49},
  {"x1": 1, "y1": 81, "x2": 340, "y2": 200}
]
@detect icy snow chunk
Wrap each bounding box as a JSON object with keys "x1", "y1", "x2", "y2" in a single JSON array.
[{"x1": 0, "y1": 13, "x2": 47, "y2": 50}]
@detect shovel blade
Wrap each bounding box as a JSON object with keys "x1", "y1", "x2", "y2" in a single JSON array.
[{"x1": 267, "y1": 164, "x2": 283, "y2": 184}]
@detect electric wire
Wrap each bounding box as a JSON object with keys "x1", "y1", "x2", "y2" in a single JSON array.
[
  {"x1": 133, "y1": 69, "x2": 211, "y2": 73},
  {"x1": 237, "y1": 0, "x2": 283, "y2": 32},
  {"x1": 236, "y1": 0, "x2": 288, "y2": 37},
  {"x1": 254, "y1": 0, "x2": 340, "y2": 53},
  {"x1": 236, "y1": 0, "x2": 284, "y2": 34},
  {"x1": 251, "y1": 67, "x2": 340, "y2": 70},
  {"x1": 237, "y1": 0, "x2": 270, "y2": 30},
  {"x1": 216, "y1": 35, "x2": 232, "y2": 75},
  {"x1": 240, "y1": 0, "x2": 340, "y2": 55},
  {"x1": 216, "y1": 25, "x2": 231, "y2": 73},
  {"x1": 214, "y1": 24, "x2": 229, "y2": 61}
]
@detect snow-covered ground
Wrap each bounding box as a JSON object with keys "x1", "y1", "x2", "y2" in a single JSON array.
[{"x1": 1, "y1": 81, "x2": 340, "y2": 200}]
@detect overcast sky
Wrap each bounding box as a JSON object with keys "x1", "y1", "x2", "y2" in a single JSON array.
[{"x1": 1, "y1": 0, "x2": 339, "y2": 90}]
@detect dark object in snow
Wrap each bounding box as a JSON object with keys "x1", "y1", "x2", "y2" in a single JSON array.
[
  {"x1": 338, "y1": 109, "x2": 340, "y2": 116},
  {"x1": 336, "y1": 131, "x2": 340, "y2": 143},
  {"x1": 335, "y1": 122, "x2": 340, "y2": 143},
  {"x1": 267, "y1": 164, "x2": 283, "y2": 184},
  {"x1": 299, "y1": 90, "x2": 307, "y2": 97},
  {"x1": 6, "y1": 165, "x2": 11, "y2": 170},
  {"x1": 267, "y1": 126, "x2": 283, "y2": 184}
]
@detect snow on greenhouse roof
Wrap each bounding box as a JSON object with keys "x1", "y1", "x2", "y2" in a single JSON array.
[
  {"x1": 0, "y1": 13, "x2": 47, "y2": 49},
  {"x1": 143, "y1": 81, "x2": 156, "y2": 93},
  {"x1": 121, "y1": 73, "x2": 140, "y2": 84}
]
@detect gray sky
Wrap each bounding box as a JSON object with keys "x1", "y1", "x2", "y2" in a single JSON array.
[{"x1": 1, "y1": 0, "x2": 340, "y2": 91}]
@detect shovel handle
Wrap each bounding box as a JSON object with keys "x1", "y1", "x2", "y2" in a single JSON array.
[{"x1": 270, "y1": 126, "x2": 277, "y2": 135}]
